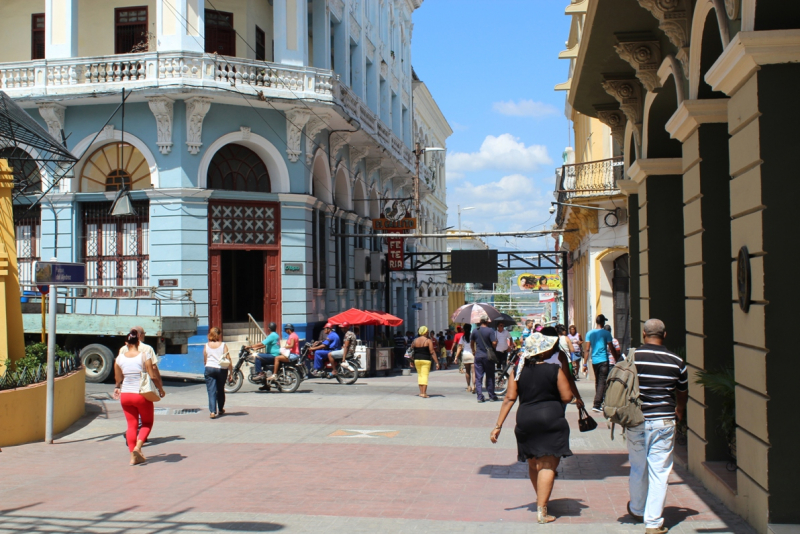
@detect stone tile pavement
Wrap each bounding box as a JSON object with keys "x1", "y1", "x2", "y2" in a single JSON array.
[{"x1": 0, "y1": 369, "x2": 755, "y2": 533}]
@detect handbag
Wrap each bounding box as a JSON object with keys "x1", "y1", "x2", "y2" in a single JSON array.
[
  {"x1": 218, "y1": 344, "x2": 231, "y2": 368},
  {"x1": 475, "y1": 327, "x2": 498, "y2": 364},
  {"x1": 578, "y1": 406, "x2": 597, "y2": 432},
  {"x1": 139, "y1": 353, "x2": 162, "y2": 402}
]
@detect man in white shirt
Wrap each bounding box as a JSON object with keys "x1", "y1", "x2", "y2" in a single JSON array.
[{"x1": 495, "y1": 323, "x2": 513, "y2": 366}]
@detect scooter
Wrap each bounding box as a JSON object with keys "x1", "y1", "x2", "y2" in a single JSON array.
[
  {"x1": 494, "y1": 347, "x2": 522, "y2": 397},
  {"x1": 296, "y1": 344, "x2": 360, "y2": 385},
  {"x1": 225, "y1": 346, "x2": 301, "y2": 393}
]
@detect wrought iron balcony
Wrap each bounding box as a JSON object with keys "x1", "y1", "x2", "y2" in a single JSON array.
[{"x1": 554, "y1": 156, "x2": 624, "y2": 226}]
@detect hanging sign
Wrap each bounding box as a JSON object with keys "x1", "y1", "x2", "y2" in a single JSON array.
[
  {"x1": 538, "y1": 292, "x2": 557, "y2": 303},
  {"x1": 34, "y1": 261, "x2": 86, "y2": 285},
  {"x1": 373, "y1": 218, "x2": 417, "y2": 232},
  {"x1": 387, "y1": 237, "x2": 405, "y2": 271},
  {"x1": 518, "y1": 273, "x2": 562, "y2": 291}
]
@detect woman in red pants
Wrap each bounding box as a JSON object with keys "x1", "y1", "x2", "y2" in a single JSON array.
[{"x1": 113, "y1": 329, "x2": 165, "y2": 465}]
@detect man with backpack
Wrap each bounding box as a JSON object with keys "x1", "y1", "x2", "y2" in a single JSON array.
[{"x1": 610, "y1": 318, "x2": 687, "y2": 534}]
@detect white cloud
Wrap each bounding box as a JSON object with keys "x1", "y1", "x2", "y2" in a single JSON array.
[
  {"x1": 492, "y1": 99, "x2": 558, "y2": 118},
  {"x1": 447, "y1": 134, "x2": 552, "y2": 174}
]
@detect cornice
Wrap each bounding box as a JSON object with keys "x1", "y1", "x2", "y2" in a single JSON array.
[
  {"x1": 706, "y1": 30, "x2": 800, "y2": 96},
  {"x1": 665, "y1": 98, "x2": 729, "y2": 142},
  {"x1": 627, "y1": 158, "x2": 683, "y2": 183},
  {"x1": 616, "y1": 179, "x2": 639, "y2": 196}
]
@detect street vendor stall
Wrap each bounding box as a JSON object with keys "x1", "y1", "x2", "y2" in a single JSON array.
[{"x1": 327, "y1": 309, "x2": 403, "y2": 376}]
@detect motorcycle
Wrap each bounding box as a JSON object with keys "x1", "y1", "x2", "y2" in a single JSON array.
[
  {"x1": 225, "y1": 346, "x2": 302, "y2": 393},
  {"x1": 296, "y1": 344, "x2": 360, "y2": 385},
  {"x1": 494, "y1": 347, "x2": 522, "y2": 397}
]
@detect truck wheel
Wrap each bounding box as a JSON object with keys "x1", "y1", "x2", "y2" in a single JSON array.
[{"x1": 81, "y1": 344, "x2": 114, "y2": 383}]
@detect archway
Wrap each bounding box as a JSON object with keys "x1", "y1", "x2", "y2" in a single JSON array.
[
  {"x1": 72, "y1": 129, "x2": 159, "y2": 192},
  {"x1": 333, "y1": 164, "x2": 352, "y2": 211},
  {"x1": 207, "y1": 144, "x2": 270, "y2": 192},
  {"x1": 0, "y1": 147, "x2": 41, "y2": 193},
  {"x1": 311, "y1": 148, "x2": 332, "y2": 204},
  {"x1": 368, "y1": 187, "x2": 380, "y2": 219},
  {"x1": 354, "y1": 176, "x2": 369, "y2": 218},
  {"x1": 690, "y1": 1, "x2": 728, "y2": 100},
  {"x1": 198, "y1": 130, "x2": 289, "y2": 192},
  {"x1": 79, "y1": 142, "x2": 152, "y2": 192},
  {"x1": 644, "y1": 74, "x2": 682, "y2": 159}
]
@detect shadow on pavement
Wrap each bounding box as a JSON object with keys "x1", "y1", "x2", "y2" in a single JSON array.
[
  {"x1": 505, "y1": 497, "x2": 589, "y2": 517},
  {"x1": 143, "y1": 453, "x2": 187, "y2": 464},
  {"x1": 144, "y1": 435, "x2": 185, "y2": 446}
]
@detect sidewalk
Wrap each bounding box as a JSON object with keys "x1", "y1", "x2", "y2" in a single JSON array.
[{"x1": 0, "y1": 369, "x2": 754, "y2": 533}]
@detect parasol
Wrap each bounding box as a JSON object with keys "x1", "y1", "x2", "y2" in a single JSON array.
[
  {"x1": 491, "y1": 313, "x2": 518, "y2": 328},
  {"x1": 450, "y1": 303, "x2": 503, "y2": 325},
  {"x1": 327, "y1": 308, "x2": 404, "y2": 327}
]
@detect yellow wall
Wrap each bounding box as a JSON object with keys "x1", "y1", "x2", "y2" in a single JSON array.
[
  {"x1": 78, "y1": 0, "x2": 158, "y2": 57},
  {"x1": 572, "y1": 112, "x2": 611, "y2": 164},
  {"x1": 448, "y1": 290, "x2": 464, "y2": 326},
  {"x1": 0, "y1": 370, "x2": 85, "y2": 447},
  {"x1": 0, "y1": 0, "x2": 46, "y2": 62}
]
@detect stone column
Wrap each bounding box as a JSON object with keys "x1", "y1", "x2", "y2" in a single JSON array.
[
  {"x1": 666, "y1": 99, "x2": 734, "y2": 467},
  {"x1": 0, "y1": 160, "x2": 25, "y2": 368},
  {"x1": 311, "y1": 0, "x2": 331, "y2": 69},
  {"x1": 626, "y1": 159, "x2": 686, "y2": 347},
  {"x1": 45, "y1": 0, "x2": 79, "y2": 58},
  {"x1": 157, "y1": 0, "x2": 204, "y2": 53},
  {"x1": 273, "y1": 0, "x2": 308, "y2": 66}
]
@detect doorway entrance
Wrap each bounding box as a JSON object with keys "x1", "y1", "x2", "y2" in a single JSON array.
[{"x1": 220, "y1": 250, "x2": 264, "y2": 323}]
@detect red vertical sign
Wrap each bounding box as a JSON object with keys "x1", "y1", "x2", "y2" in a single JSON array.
[{"x1": 387, "y1": 237, "x2": 405, "y2": 271}]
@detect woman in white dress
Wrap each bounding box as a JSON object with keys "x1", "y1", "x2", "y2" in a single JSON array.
[{"x1": 454, "y1": 324, "x2": 476, "y2": 393}]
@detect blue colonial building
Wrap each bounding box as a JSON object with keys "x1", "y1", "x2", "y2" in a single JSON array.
[{"x1": 0, "y1": 0, "x2": 450, "y2": 355}]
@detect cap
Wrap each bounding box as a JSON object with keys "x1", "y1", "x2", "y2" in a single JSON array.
[
  {"x1": 284, "y1": 323, "x2": 294, "y2": 331},
  {"x1": 324, "y1": 322, "x2": 333, "y2": 329},
  {"x1": 341, "y1": 322, "x2": 350, "y2": 328},
  {"x1": 418, "y1": 325, "x2": 429, "y2": 336}
]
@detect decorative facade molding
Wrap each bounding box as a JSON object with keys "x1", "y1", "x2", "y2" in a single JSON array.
[
  {"x1": 240, "y1": 126, "x2": 251, "y2": 140},
  {"x1": 725, "y1": 0, "x2": 740, "y2": 20},
  {"x1": 285, "y1": 108, "x2": 311, "y2": 163},
  {"x1": 627, "y1": 157, "x2": 683, "y2": 183},
  {"x1": 146, "y1": 96, "x2": 174, "y2": 155},
  {"x1": 350, "y1": 145, "x2": 369, "y2": 169},
  {"x1": 601, "y1": 78, "x2": 643, "y2": 147},
  {"x1": 365, "y1": 157, "x2": 382, "y2": 180},
  {"x1": 36, "y1": 102, "x2": 66, "y2": 139},
  {"x1": 594, "y1": 104, "x2": 628, "y2": 147},
  {"x1": 664, "y1": 98, "x2": 729, "y2": 142},
  {"x1": 185, "y1": 97, "x2": 212, "y2": 155},
  {"x1": 614, "y1": 39, "x2": 662, "y2": 92},
  {"x1": 329, "y1": 132, "x2": 350, "y2": 173},
  {"x1": 100, "y1": 124, "x2": 115, "y2": 140},
  {"x1": 330, "y1": 0, "x2": 345, "y2": 22},
  {"x1": 304, "y1": 118, "x2": 327, "y2": 166},
  {"x1": 637, "y1": 0, "x2": 690, "y2": 50},
  {"x1": 380, "y1": 61, "x2": 388, "y2": 78}
]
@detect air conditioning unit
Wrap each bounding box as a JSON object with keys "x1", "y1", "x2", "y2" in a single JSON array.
[
  {"x1": 354, "y1": 249, "x2": 369, "y2": 281},
  {"x1": 370, "y1": 251, "x2": 385, "y2": 283}
]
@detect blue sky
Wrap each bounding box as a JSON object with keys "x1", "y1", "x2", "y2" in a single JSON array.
[{"x1": 412, "y1": 0, "x2": 571, "y2": 250}]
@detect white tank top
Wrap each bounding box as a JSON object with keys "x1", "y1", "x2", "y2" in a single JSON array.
[
  {"x1": 459, "y1": 336, "x2": 473, "y2": 355},
  {"x1": 116, "y1": 352, "x2": 147, "y2": 394},
  {"x1": 205, "y1": 343, "x2": 227, "y2": 369}
]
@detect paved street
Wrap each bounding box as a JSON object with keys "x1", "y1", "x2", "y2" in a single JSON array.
[{"x1": 1, "y1": 369, "x2": 754, "y2": 533}]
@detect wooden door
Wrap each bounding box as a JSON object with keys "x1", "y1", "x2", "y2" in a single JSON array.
[
  {"x1": 209, "y1": 250, "x2": 222, "y2": 328},
  {"x1": 264, "y1": 251, "x2": 281, "y2": 327}
]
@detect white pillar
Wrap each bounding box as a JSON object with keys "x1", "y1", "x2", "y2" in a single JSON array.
[
  {"x1": 312, "y1": 0, "x2": 330, "y2": 69},
  {"x1": 274, "y1": 0, "x2": 308, "y2": 66},
  {"x1": 157, "y1": 0, "x2": 204, "y2": 53},
  {"x1": 46, "y1": 0, "x2": 78, "y2": 59}
]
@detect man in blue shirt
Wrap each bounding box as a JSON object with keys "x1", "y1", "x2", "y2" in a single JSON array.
[
  {"x1": 308, "y1": 323, "x2": 341, "y2": 377},
  {"x1": 470, "y1": 314, "x2": 498, "y2": 403},
  {"x1": 584, "y1": 314, "x2": 619, "y2": 413}
]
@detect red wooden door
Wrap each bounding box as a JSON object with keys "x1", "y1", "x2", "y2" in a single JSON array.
[
  {"x1": 209, "y1": 250, "x2": 222, "y2": 328},
  {"x1": 264, "y1": 251, "x2": 281, "y2": 327}
]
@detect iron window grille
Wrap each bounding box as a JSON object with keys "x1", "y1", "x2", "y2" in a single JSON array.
[
  {"x1": 13, "y1": 205, "x2": 40, "y2": 287},
  {"x1": 83, "y1": 201, "x2": 149, "y2": 294},
  {"x1": 115, "y1": 7, "x2": 148, "y2": 55}
]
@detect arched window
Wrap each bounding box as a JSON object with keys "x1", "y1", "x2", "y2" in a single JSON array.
[
  {"x1": 80, "y1": 142, "x2": 151, "y2": 192},
  {"x1": 0, "y1": 147, "x2": 41, "y2": 193},
  {"x1": 208, "y1": 144, "x2": 270, "y2": 192}
]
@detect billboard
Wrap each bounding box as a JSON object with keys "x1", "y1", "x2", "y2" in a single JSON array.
[
  {"x1": 451, "y1": 250, "x2": 498, "y2": 284},
  {"x1": 518, "y1": 273, "x2": 562, "y2": 291}
]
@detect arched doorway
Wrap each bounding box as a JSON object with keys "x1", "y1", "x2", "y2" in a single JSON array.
[
  {"x1": 206, "y1": 144, "x2": 280, "y2": 329},
  {"x1": 79, "y1": 142, "x2": 152, "y2": 191}
]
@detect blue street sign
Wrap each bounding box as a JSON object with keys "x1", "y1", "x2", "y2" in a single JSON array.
[{"x1": 34, "y1": 261, "x2": 86, "y2": 285}]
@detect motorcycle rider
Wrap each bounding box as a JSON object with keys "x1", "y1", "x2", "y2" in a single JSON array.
[
  {"x1": 329, "y1": 323, "x2": 357, "y2": 377},
  {"x1": 308, "y1": 323, "x2": 341, "y2": 378},
  {"x1": 264, "y1": 323, "x2": 301, "y2": 382},
  {"x1": 247, "y1": 322, "x2": 281, "y2": 388}
]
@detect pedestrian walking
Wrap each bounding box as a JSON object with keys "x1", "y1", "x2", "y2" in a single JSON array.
[
  {"x1": 495, "y1": 323, "x2": 513, "y2": 366},
  {"x1": 203, "y1": 327, "x2": 230, "y2": 419},
  {"x1": 522, "y1": 320, "x2": 534, "y2": 342},
  {"x1": 117, "y1": 325, "x2": 160, "y2": 445},
  {"x1": 567, "y1": 325, "x2": 583, "y2": 380},
  {"x1": 113, "y1": 329, "x2": 165, "y2": 465},
  {"x1": 408, "y1": 326, "x2": 439, "y2": 398},
  {"x1": 471, "y1": 314, "x2": 498, "y2": 403},
  {"x1": 490, "y1": 332, "x2": 575, "y2": 523},
  {"x1": 626, "y1": 319, "x2": 688, "y2": 534},
  {"x1": 583, "y1": 314, "x2": 619, "y2": 413},
  {"x1": 604, "y1": 324, "x2": 622, "y2": 365},
  {"x1": 453, "y1": 324, "x2": 475, "y2": 392}
]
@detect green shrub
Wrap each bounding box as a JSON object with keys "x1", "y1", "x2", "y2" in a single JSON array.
[{"x1": 13, "y1": 343, "x2": 72, "y2": 371}]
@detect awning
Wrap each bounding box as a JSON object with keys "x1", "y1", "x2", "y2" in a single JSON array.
[{"x1": 328, "y1": 308, "x2": 404, "y2": 327}]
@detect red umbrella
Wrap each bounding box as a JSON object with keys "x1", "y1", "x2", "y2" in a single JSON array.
[{"x1": 327, "y1": 308, "x2": 404, "y2": 327}]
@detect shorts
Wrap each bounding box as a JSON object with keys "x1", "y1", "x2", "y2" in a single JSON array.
[{"x1": 570, "y1": 352, "x2": 581, "y2": 362}]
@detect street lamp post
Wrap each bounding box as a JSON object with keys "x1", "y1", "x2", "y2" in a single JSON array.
[{"x1": 457, "y1": 205, "x2": 475, "y2": 249}]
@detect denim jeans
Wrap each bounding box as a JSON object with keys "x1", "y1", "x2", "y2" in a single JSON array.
[
  {"x1": 204, "y1": 366, "x2": 227, "y2": 414},
  {"x1": 627, "y1": 418, "x2": 676, "y2": 529},
  {"x1": 254, "y1": 354, "x2": 276, "y2": 374},
  {"x1": 592, "y1": 361, "x2": 609, "y2": 409}
]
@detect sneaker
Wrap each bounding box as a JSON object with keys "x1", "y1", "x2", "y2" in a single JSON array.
[
  {"x1": 489, "y1": 397, "x2": 499, "y2": 402},
  {"x1": 477, "y1": 398, "x2": 485, "y2": 403},
  {"x1": 645, "y1": 528, "x2": 668, "y2": 534},
  {"x1": 591, "y1": 407, "x2": 603, "y2": 413},
  {"x1": 627, "y1": 502, "x2": 643, "y2": 523}
]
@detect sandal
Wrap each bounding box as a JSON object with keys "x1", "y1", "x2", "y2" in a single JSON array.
[
  {"x1": 537, "y1": 506, "x2": 555, "y2": 524},
  {"x1": 210, "y1": 413, "x2": 217, "y2": 419}
]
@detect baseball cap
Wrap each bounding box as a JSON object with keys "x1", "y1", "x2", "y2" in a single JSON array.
[
  {"x1": 324, "y1": 322, "x2": 333, "y2": 329},
  {"x1": 341, "y1": 322, "x2": 350, "y2": 328}
]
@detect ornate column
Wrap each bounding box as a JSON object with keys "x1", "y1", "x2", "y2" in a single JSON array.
[
  {"x1": 157, "y1": 0, "x2": 204, "y2": 53},
  {"x1": 45, "y1": 0, "x2": 79, "y2": 59},
  {"x1": 602, "y1": 77, "x2": 644, "y2": 157},
  {"x1": 637, "y1": 0, "x2": 690, "y2": 75},
  {"x1": 274, "y1": 0, "x2": 309, "y2": 66}
]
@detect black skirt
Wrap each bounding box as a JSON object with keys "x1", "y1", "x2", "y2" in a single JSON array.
[{"x1": 514, "y1": 399, "x2": 573, "y2": 461}]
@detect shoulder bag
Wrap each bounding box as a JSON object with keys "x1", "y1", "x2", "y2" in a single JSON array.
[
  {"x1": 475, "y1": 328, "x2": 498, "y2": 364},
  {"x1": 139, "y1": 353, "x2": 162, "y2": 402},
  {"x1": 218, "y1": 343, "x2": 231, "y2": 368},
  {"x1": 578, "y1": 405, "x2": 598, "y2": 432}
]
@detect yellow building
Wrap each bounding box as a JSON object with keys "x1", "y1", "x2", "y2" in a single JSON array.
[{"x1": 559, "y1": 0, "x2": 800, "y2": 532}]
